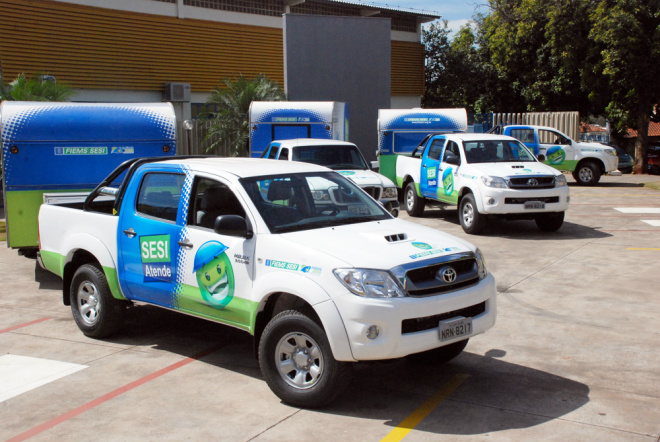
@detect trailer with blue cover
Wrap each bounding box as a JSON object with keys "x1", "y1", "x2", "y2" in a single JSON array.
[
  {"x1": 249, "y1": 101, "x2": 348, "y2": 158},
  {"x1": 377, "y1": 108, "x2": 467, "y2": 186},
  {"x1": 0, "y1": 101, "x2": 177, "y2": 254}
]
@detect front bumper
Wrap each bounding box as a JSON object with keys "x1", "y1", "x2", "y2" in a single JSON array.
[
  {"x1": 332, "y1": 273, "x2": 496, "y2": 360},
  {"x1": 478, "y1": 186, "x2": 569, "y2": 215}
]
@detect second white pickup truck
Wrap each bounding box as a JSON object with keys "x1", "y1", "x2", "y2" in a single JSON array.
[
  {"x1": 396, "y1": 133, "x2": 570, "y2": 234},
  {"x1": 38, "y1": 156, "x2": 496, "y2": 408}
]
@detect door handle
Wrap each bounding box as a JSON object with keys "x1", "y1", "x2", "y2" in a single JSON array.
[
  {"x1": 178, "y1": 239, "x2": 193, "y2": 249},
  {"x1": 123, "y1": 228, "x2": 137, "y2": 238}
]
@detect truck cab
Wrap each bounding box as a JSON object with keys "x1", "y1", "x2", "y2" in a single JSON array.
[
  {"x1": 396, "y1": 133, "x2": 570, "y2": 234},
  {"x1": 261, "y1": 139, "x2": 400, "y2": 216},
  {"x1": 500, "y1": 125, "x2": 619, "y2": 185}
]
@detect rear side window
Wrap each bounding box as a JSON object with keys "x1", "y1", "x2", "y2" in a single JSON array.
[
  {"x1": 510, "y1": 129, "x2": 535, "y2": 144},
  {"x1": 136, "y1": 173, "x2": 185, "y2": 222}
]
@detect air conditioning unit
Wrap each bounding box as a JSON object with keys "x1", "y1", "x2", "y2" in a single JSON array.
[{"x1": 163, "y1": 82, "x2": 191, "y2": 102}]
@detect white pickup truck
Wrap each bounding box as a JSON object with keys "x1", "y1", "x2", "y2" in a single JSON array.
[
  {"x1": 261, "y1": 138, "x2": 400, "y2": 216},
  {"x1": 397, "y1": 133, "x2": 570, "y2": 234},
  {"x1": 37, "y1": 157, "x2": 496, "y2": 408}
]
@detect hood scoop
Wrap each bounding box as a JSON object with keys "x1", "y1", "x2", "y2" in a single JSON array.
[
  {"x1": 511, "y1": 165, "x2": 524, "y2": 169},
  {"x1": 385, "y1": 233, "x2": 407, "y2": 242}
]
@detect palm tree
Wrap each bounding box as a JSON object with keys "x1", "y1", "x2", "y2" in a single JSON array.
[
  {"x1": 0, "y1": 73, "x2": 75, "y2": 101},
  {"x1": 203, "y1": 74, "x2": 285, "y2": 156}
]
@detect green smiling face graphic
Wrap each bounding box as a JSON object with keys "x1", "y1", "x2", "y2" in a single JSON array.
[{"x1": 193, "y1": 241, "x2": 235, "y2": 309}]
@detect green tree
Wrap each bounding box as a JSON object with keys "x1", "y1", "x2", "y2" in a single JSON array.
[
  {"x1": 423, "y1": 22, "x2": 489, "y2": 112},
  {"x1": 590, "y1": 0, "x2": 660, "y2": 174},
  {"x1": 204, "y1": 74, "x2": 285, "y2": 157},
  {"x1": 0, "y1": 73, "x2": 75, "y2": 101}
]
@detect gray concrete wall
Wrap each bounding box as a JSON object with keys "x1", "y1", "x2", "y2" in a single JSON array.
[{"x1": 283, "y1": 14, "x2": 391, "y2": 163}]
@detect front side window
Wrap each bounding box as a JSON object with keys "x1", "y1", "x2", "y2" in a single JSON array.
[
  {"x1": 240, "y1": 172, "x2": 389, "y2": 233},
  {"x1": 189, "y1": 178, "x2": 245, "y2": 229},
  {"x1": 136, "y1": 173, "x2": 185, "y2": 222}
]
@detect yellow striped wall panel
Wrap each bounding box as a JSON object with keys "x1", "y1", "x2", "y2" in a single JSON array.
[
  {"x1": 0, "y1": 0, "x2": 285, "y2": 91},
  {"x1": 391, "y1": 40, "x2": 425, "y2": 96}
]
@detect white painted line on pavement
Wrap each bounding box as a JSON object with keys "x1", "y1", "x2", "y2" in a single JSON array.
[
  {"x1": 642, "y1": 220, "x2": 660, "y2": 227},
  {"x1": 0, "y1": 355, "x2": 87, "y2": 403},
  {"x1": 614, "y1": 208, "x2": 660, "y2": 214}
]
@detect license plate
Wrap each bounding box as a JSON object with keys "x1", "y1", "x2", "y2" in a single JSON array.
[
  {"x1": 524, "y1": 201, "x2": 545, "y2": 209},
  {"x1": 439, "y1": 316, "x2": 472, "y2": 341}
]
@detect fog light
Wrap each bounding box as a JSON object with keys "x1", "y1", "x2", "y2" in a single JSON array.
[
  {"x1": 366, "y1": 325, "x2": 380, "y2": 340},
  {"x1": 567, "y1": 196, "x2": 571, "y2": 202},
  {"x1": 487, "y1": 198, "x2": 495, "y2": 205}
]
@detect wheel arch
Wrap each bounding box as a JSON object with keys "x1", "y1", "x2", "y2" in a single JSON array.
[{"x1": 578, "y1": 157, "x2": 605, "y2": 174}]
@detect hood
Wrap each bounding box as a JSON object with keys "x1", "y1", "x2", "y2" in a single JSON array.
[
  {"x1": 337, "y1": 169, "x2": 394, "y2": 187},
  {"x1": 468, "y1": 162, "x2": 561, "y2": 178},
  {"x1": 279, "y1": 218, "x2": 474, "y2": 269}
]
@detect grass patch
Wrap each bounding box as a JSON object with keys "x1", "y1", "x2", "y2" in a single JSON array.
[
  {"x1": 0, "y1": 220, "x2": 6, "y2": 242},
  {"x1": 644, "y1": 182, "x2": 660, "y2": 191}
]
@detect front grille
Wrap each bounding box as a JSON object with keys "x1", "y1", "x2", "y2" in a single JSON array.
[
  {"x1": 405, "y1": 257, "x2": 479, "y2": 297},
  {"x1": 361, "y1": 186, "x2": 382, "y2": 200},
  {"x1": 508, "y1": 176, "x2": 556, "y2": 189},
  {"x1": 505, "y1": 196, "x2": 560, "y2": 204},
  {"x1": 402, "y1": 302, "x2": 486, "y2": 334}
]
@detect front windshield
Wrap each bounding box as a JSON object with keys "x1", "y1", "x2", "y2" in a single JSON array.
[
  {"x1": 464, "y1": 140, "x2": 536, "y2": 163},
  {"x1": 291, "y1": 145, "x2": 368, "y2": 170},
  {"x1": 240, "y1": 171, "x2": 390, "y2": 233}
]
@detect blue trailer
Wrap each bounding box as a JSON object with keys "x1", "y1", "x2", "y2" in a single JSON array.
[
  {"x1": 377, "y1": 108, "x2": 467, "y2": 185},
  {"x1": 1, "y1": 101, "x2": 177, "y2": 254},
  {"x1": 248, "y1": 101, "x2": 348, "y2": 158}
]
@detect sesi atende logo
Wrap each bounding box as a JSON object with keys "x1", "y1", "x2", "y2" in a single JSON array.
[{"x1": 140, "y1": 234, "x2": 172, "y2": 282}]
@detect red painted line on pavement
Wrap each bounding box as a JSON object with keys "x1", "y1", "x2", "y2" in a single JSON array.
[
  {"x1": 5, "y1": 344, "x2": 223, "y2": 442},
  {"x1": 0, "y1": 317, "x2": 51, "y2": 334}
]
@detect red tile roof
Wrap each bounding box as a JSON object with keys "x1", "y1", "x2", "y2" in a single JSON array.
[
  {"x1": 580, "y1": 122, "x2": 607, "y2": 133},
  {"x1": 626, "y1": 121, "x2": 660, "y2": 138}
]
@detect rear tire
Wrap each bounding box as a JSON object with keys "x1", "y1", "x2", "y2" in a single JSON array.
[
  {"x1": 407, "y1": 339, "x2": 469, "y2": 365},
  {"x1": 573, "y1": 161, "x2": 601, "y2": 186},
  {"x1": 459, "y1": 194, "x2": 485, "y2": 234},
  {"x1": 258, "y1": 310, "x2": 352, "y2": 408},
  {"x1": 535, "y1": 212, "x2": 565, "y2": 232},
  {"x1": 70, "y1": 264, "x2": 125, "y2": 339},
  {"x1": 405, "y1": 182, "x2": 426, "y2": 217}
]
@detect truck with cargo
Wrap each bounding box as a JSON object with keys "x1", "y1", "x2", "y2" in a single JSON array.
[
  {"x1": 249, "y1": 101, "x2": 348, "y2": 158},
  {"x1": 0, "y1": 101, "x2": 177, "y2": 255},
  {"x1": 397, "y1": 133, "x2": 570, "y2": 234},
  {"x1": 260, "y1": 138, "x2": 400, "y2": 216},
  {"x1": 495, "y1": 125, "x2": 619, "y2": 186},
  {"x1": 37, "y1": 156, "x2": 496, "y2": 407},
  {"x1": 377, "y1": 108, "x2": 468, "y2": 184}
]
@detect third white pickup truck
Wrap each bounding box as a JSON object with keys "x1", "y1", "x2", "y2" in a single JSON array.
[{"x1": 396, "y1": 133, "x2": 570, "y2": 234}]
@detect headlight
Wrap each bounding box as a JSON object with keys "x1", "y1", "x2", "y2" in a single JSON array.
[
  {"x1": 481, "y1": 176, "x2": 508, "y2": 188},
  {"x1": 605, "y1": 149, "x2": 617, "y2": 156},
  {"x1": 382, "y1": 187, "x2": 397, "y2": 199},
  {"x1": 334, "y1": 268, "x2": 406, "y2": 298},
  {"x1": 474, "y1": 248, "x2": 488, "y2": 280},
  {"x1": 554, "y1": 174, "x2": 567, "y2": 187},
  {"x1": 312, "y1": 190, "x2": 330, "y2": 201}
]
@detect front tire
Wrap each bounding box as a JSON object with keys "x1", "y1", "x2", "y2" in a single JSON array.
[
  {"x1": 573, "y1": 161, "x2": 601, "y2": 186},
  {"x1": 258, "y1": 310, "x2": 352, "y2": 408},
  {"x1": 535, "y1": 212, "x2": 565, "y2": 232},
  {"x1": 70, "y1": 264, "x2": 125, "y2": 339},
  {"x1": 405, "y1": 182, "x2": 426, "y2": 217},
  {"x1": 459, "y1": 194, "x2": 486, "y2": 234}
]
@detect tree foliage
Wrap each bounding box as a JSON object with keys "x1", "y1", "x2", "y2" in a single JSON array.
[
  {"x1": 0, "y1": 73, "x2": 75, "y2": 101},
  {"x1": 203, "y1": 74, "x2": 285, "y2": 157}
]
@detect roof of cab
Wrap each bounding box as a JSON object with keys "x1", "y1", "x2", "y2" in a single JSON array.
[
  {"x1": 152, "y1": 157, "x2": 332, "y2": 178},
  {"x1": 440, "y1": 133, "x2": 519, "y2": 142},
  {"x1": 273, "y1": 138, "x2": 358, "y2": 148}
]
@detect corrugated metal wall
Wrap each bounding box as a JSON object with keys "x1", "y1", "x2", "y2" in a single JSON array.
[
  {"x1": 0, "y1": 0, "x2": 285, "y2": 91},
  {"x1": 1, "y1": 0, "x2": 425, "y2": 96},
  {"x1": 391, "y1": 40, "x2": 425, "y2": 96},
  {"x1": 492, "y1": 111, "x2": 581, "y2": 141}
]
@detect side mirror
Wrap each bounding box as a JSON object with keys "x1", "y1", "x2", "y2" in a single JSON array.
[
  {"x1": 214, "y1": 215, "x2": 253, "y2": 239},
  {"x1": 537, "y1": 154, "x2": 546, "y2": 161},
  {"x1": 445, "y1": 152, "x2": 461, "y2": 166}
]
